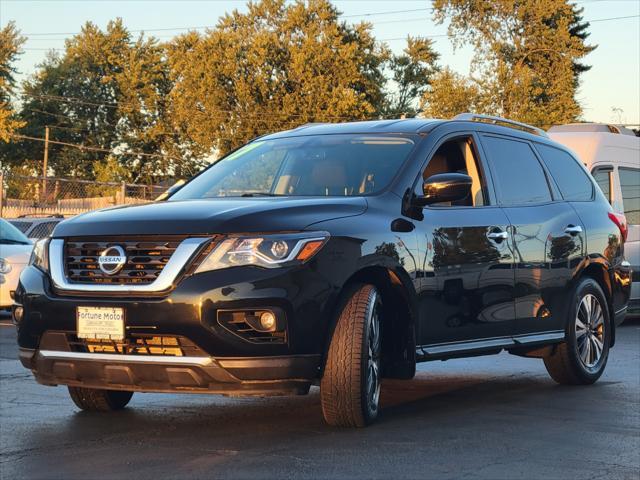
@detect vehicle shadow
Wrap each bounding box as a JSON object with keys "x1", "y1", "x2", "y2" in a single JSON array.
[
  {"x1": 18, "y1": 370, "x2": 614, "y2": 438},
  {"x1": 4, "y1": 369, "x2": 626, "y2": 479}
]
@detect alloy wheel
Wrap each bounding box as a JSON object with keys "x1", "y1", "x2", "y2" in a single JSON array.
[
  {"x1": 575, "y1": 293, "x2": 605, "y2": 368},
  {"x1": 366, "y1": 293, "x2": 382, "y2": 416}
]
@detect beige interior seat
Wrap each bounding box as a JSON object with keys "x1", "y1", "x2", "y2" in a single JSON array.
[
  {"x1": 311, "y1": 160, "x2": 349, "y2": 196},
  {"x1": 422, "y1": 139, "x2": 485, "y2": 207}
]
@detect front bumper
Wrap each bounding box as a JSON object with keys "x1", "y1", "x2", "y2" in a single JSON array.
[
  {"x1": 14, "y1": 251, "x2": 345, "y2": 392},
  {"x1": 19, "y1": 347, "x2": 318, "y2": 395}
]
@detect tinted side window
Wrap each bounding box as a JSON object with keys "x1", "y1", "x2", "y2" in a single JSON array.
[
  {"x1": 619, "y1": 167, "x2": 640, "y2": 225},
  {"x1": 592, "y1": 167, "x2": 612, "y2": 204},
  {"x1": 536, "y1": 144, "x2": 593, "y2": 201},
  {"x1": 482, "y1": 136, "x2": 552, "y2": 206}
]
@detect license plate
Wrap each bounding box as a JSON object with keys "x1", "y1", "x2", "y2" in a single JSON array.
[{"x1": 76, "y1": 307, "x2": 125, "y2": 341}]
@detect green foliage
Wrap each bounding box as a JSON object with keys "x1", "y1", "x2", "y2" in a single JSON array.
[
  {"x1": 6, "y1": 19, "x2": 182, "y2": 182},
  {"x1": 421, "y1": 68, "x2": 484, "y2": 119},
  {"x1": 167, "y1": 0, "x2": 387, "y2": 156},
  {"x1": 380, "y1": 36, "x2": 440, "y2": 118},
  {"x1": 431, "y1": 0, "x2": 595, "y2": 127},
  {"x1": 1, "y1": 0, "x2": 597, "y2": 180},
  {"x1": 0, "y1": 22, "x2": 25, "y2": 143}
]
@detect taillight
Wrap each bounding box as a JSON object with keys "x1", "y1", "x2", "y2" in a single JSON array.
[{"x1": 608, "y1": 212, "x2": 628, "y2": 242}]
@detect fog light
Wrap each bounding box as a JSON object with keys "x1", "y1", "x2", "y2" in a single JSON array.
[
  {"x1": 259, "y1": 311, "x2": 276, "y2": 331},
  {"x1": 12, "y1": 306, "x2": 24, "y2": 324}
]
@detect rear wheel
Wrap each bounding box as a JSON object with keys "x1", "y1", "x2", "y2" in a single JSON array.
[
  {"x1": 68, "y1": 387, "x2": 133, "y2": 412},
  {"x1": 543, "y1": 278, "x2": 610, "y2": 385},
  {"x1": 320, "y1": 284, "x2": 383, "y2": 427}
]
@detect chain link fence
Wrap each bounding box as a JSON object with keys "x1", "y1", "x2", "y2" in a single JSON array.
[{"x1": 0, "y1": 173, "x2": 167, "y2": 219}]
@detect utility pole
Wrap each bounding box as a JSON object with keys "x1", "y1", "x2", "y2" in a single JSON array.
[
  {"x1": 42, "y1": 126, "x2": 49, "y2": 202},
  {"x1": 0, "y1": 171, "x2": 4, "y2": 218}
]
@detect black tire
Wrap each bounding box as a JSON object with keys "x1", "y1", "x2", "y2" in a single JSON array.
[
  {"x1": 68, "y1": 387, "x2": 133, "y2": 412},
  {"x1": 543, "y1": 277, "x2": 611, "y2": 385},
  {"x1": 320, "y1": 283, "x2": 383, "y2": 427}
]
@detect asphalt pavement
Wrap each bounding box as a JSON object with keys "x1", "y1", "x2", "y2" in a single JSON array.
[{"x1": 1, "y1": 312, "x2": 638, "y2": 480}]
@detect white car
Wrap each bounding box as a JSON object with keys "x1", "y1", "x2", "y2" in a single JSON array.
[
  {"x1": 549, "y1": 123, "x2": 640, "y2": 315},
  {"x1": 0, "y1": 219, "x2": 33, "y2": 308}
]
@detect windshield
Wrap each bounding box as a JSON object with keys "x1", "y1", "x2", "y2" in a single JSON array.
[
  {"x1": 0, "y1": 219, "x2": 31, "y2": 245},
  {"x1": 170, "y1": 134, "x2": 416, "y2": 200}
]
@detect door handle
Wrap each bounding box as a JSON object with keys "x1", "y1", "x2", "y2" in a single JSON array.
[
  {"x1": 487, "y1": 231, "x2": 509, "y2": 241},
  {"x1": 564, "y1": 225, "x2": 583, "y2": 235}
]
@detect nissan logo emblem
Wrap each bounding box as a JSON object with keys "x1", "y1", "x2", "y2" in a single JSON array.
[{"x1": 98, "y1": 246, "x2": 127, "y2": 275}]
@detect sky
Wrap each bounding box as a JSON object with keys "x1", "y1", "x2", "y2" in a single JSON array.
[{"x1": 1, "y1": 0, "x2": 639, "y2": 125}]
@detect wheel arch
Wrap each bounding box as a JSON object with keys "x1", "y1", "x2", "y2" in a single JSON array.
[
  {"x1": 320, "y1": 265, "x2": 418, "y2": 379},
  {"x1": 573, "y1": 259, "x2": 616, "y2": 347}
]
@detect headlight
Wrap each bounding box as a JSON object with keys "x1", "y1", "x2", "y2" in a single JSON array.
[
  {"x1": 195, "y1": 232, "x2": 329, "y2": 273},
  {"x1": 0, "y1": 258, "x2": 11, "y2": 274},
  {"x1": 29, "y1": 238, "x2": 50, "y2": 272}
]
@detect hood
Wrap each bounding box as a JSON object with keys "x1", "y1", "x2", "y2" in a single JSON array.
[
  {"x1": 0, "y1": 244, "x2": 33, "y2": 265},
  {"x1": 53, "y1": 197, "x2": 368, "y2": 237}
]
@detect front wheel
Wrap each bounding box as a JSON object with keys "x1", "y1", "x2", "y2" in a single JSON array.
[
  {"x1": 543, "y1": 278, "x2": 611, "y2": 385},
  {"x1": 320, "y1": 284, "x2": 383, "y2": 427},
  {"x1": 68, "y1": 387, "x2": 133, "y2": 412}
]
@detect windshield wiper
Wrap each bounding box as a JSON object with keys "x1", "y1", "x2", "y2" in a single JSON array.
[{"x1": 240, "y1": 192, "x2": 281, "y2": 197}]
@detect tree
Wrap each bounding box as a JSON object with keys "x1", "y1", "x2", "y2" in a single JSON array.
[
  {"x1": 420, "y1": 68, "x2": 484, "y2": 118},
  {"x1": 0, "y1": 22, "x2": 25, "y2": 143},
  {"x1": 432, "y1": 0, "x2": 595, "y2": 127},
  {"x1": 7, "y1": 20, "x2": 185, "y2": 182},
  {"x1": 166, "y1": 0, "x2": 387, "y2": 156},
  {"x1": 379, "y1": 36, "x2": 440, "y2": 118}
]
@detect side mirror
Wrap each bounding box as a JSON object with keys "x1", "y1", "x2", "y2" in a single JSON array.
[
  {"x1": 415, "y1": 173, "x2": 472, "y2": 206},
  {"x1": 155, "y1": 179, "x2": 186, "y2": 201}
]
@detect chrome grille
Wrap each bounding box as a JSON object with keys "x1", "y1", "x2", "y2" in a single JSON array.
[{"x1": 64, "y1": 237, "x2": 186, "y2": 285}]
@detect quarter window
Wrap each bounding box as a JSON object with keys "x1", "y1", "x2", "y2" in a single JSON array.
[
  {"x1": 482, "y1": 136, "x2": 552, "y2": 206},
  {"x1": 592, "y1": 167, "x2": 613, "y2": 204},
  {"x1": 619, "y1": 167, "x2": 640, "y2": 225},
  {"x1": 536, "y1": 144, "x2": 593, "y2": 201}
]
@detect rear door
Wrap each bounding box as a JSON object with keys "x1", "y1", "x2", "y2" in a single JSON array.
[{"x1": 479, "y1": 135, "x2": 584, "y2": 336}]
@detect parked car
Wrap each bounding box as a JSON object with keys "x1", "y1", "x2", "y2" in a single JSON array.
[
  {"x1": 548, "y1": 124, "x2": 639, "y2": 315},
  {"x1": 14, "y1": 114, "x2": 631, "y2": 427},
  {"x1": 8, "y1": 215, "x2": 65, "y2": 240},
  {"x1": 0, "y1": 219, "x2": 33, "y2": 309}
]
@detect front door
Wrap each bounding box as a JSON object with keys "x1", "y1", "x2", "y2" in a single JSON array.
[{"x1": 414, "y1": 134, "x2": 517, "y2": 347}]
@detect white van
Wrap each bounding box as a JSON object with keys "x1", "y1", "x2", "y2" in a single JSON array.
[{"x1": 548, "y1": 124, "x2": 639, "y2": 315}]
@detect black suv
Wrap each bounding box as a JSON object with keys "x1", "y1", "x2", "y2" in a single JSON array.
[{"x1": 14, "y1": 114, "x2": 632, "y2": 427}]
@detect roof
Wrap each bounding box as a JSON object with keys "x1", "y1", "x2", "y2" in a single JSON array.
[
  {"x1": 549, "y1": 123, "x2": 638, "y2": 137},
  {"x1": 260, "y1": 118, "x2": 444, "y2": 140},
  {"x1": 259, "y1": 114, "x2": 557, "y2": 141},
  {"x1": 549, "y1": 130, "x2": 640, "y2": 169}
]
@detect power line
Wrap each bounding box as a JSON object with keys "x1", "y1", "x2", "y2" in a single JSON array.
[
  {"x1": 21, "y1": 8, "x2": 639, "y2": 39},
  {"x1": 10, "y1": 133, "x2": 180, "y2": 160},
  {"x1": 18, "y1": 92, "x2": 398, "y2": 122},
  {"x1": 20, "y1": 12, "x2": 638, "y2": 50},
  {"x1": 588, "y1": 14, "x2": 640, "y2": 22},
  {"x1": 20, "y1": 32, "x2": 448, "y2": 51},
  {"x1": 22, "y1": 8, "x2": 436, "y2": 37},
  {"x1": 342, "y1": 8, "x2": 431, "y2": 19}
]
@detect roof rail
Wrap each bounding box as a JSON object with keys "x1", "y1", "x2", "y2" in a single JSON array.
[
  {"x1": 293, "y1": 122, "x2": 329, "y2": 130},
  {"x1": 453, "y1": 113, "x2": 549, "y2": 138}
]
